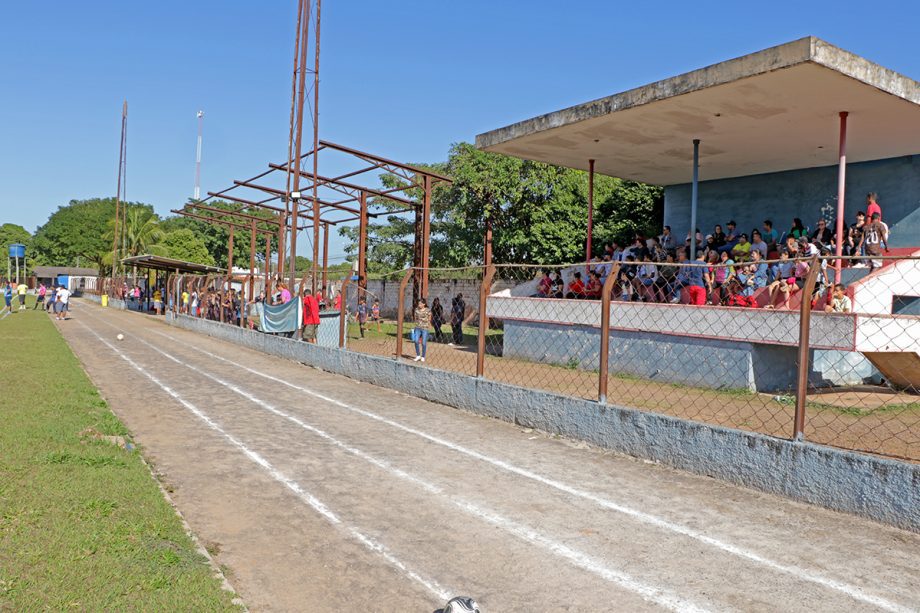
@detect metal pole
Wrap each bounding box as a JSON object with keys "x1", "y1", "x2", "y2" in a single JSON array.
[
  {"x1": 338, "y1": 274, "x2": 350, "y2": 348},
  {"x1": 289, "y1": 0, "x2": 311, "y2": 290},
  {"x1": 690, "y1": 139, "x2": 700, "y2": 261},
  {"x1": 793, "y1": 255, "x2": 821, "y2": 441},
  {"x1": 598, "y1": 263, "x2": 621, "y2": 403},
  {"x1": 476, "y1": 265, "x2": 496, "y2": 378},
  {"x1": 311, "y1": 0, "x2": 323, "y2": 296},
  {"x1": 834, "y1": 111, "x2": 849, "y2": 284},
  {"x1": 358, "y1": 192, "x2": 368, "y2": 297},
  {"x1": 484, "y1": 216, "x2": 493, "y2": 267},
  {"x1": 321, "y1": 221, "x2": 329, "y2": 293},
  {"x1": 587, "y1": 158, "x2": 595, "y2": 266},
  {"x1": 249, "y1": 219, "x2": 256, "y2": 302},
  {"x1": 194, "y1": 110, "x2": 203, "y2": 200},
  {"x1": 112, "y1": 100, "x2": 127, "y2": 281},
  {"x1": 421, "y1": 174, "x2": 432, "y2": 298},
  {"x1": 264, "y1": 232, "x2": 272, "y2": 297},
  {"x1": 395, "y1": 268, "x2": 413, "y2": 361}
]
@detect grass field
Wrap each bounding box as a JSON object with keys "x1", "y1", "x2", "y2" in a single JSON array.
[{"x1": 0, "y1": 299, "x2": 240, "y2": 610}]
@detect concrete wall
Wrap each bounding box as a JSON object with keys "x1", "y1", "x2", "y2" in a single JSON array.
[
  {"x1": 163, "y1": 312, "x2": 920, "y2": 533},
  {"x1": 665, "y1": 154, "x2": 920, "y2": 247}
]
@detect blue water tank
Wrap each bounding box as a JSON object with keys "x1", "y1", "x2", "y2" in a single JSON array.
[
  {"x1": 9, "y1": 243, "x2": 25, "y2": 259},
  {"x1": 57, "y1": 275, "x2": 69, "y2": 288}
]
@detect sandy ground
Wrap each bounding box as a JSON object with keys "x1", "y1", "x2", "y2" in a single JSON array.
[{"x1": 57, "y1": 300, "x2": 920, "y2": 612}]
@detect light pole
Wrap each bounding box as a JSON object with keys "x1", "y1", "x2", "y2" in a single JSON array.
[{"x1": 194, "y1": 110, "x2": 204, "y2": 200}]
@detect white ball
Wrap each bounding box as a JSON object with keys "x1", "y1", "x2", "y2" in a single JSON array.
[{"x1": 116, "y1": 333, "x2": 124, "y2": 341}]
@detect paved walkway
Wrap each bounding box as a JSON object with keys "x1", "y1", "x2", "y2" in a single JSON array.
[{"x1": 58, "y1": 300, "x2": 920, "y2": 612}]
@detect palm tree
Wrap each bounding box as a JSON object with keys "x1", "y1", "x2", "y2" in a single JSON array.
[{"x1": 103, "y1": 207, "x2": 166, "y2": 279}]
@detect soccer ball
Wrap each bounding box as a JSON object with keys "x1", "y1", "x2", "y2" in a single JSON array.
[
  {"x1": 443, "y1": 596, "x2": 480, "y2": 613},
  {"x1": 116, "y1": 333, "x2": 124, "y2": 341}
]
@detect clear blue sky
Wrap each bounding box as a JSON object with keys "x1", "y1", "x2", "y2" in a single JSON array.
[{"x1": 1, "y1": 0, "x2": 917, "y2": 262}]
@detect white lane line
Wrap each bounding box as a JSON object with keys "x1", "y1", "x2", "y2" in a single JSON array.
[
  {"x1": 122, "y1": 310, "x2": 912, "y2": 613},
  {"x1": 97, "y1": 316, "x2": 712, "y2": 613},
  {"x1": 75, "y1": 319, "x2": 452, "y2": 604}
]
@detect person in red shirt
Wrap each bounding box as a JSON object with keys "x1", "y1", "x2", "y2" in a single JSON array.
[
  {"x1": 866, "y1": 192, "x2": 882, "y2": 221},
  {"x1": 301, "y1": 288, "x2": 321, "y2": 343},
  {"x1": 567, "y1": 272, "x2": 586, "y2": 299},
  {"x1": 584, "y1": 270, "x2": 603, "y2": 299}
]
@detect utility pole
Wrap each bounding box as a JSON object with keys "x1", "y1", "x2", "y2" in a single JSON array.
[
  {"x1": 194, "y1": 110, "x2": 204, "y2": 200},
  {"x1": 111, "y1": 100, "x2": 128, "y2": 281}
]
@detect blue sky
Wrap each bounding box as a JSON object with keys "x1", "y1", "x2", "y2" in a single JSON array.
[{"x1": 1, "y1": 0, "x2": 917, "y2": 261}]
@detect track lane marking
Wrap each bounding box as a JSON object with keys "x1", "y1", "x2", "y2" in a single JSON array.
[
  {"x1": 85, "y1": 312, "x2": 712, "y2": 613},
  {"x1": 75, "y1": 319, "x2": 453, "y2": 604}
]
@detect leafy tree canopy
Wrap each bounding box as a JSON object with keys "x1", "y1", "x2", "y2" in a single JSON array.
[
  {"x1": 0, "y1": 223, "x2": 31, "y2": 259},
  {"x1": 161, "y1": 229, "x2": 215, "y2": 266}
]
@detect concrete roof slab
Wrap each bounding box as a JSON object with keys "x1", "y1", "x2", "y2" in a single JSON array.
[{"x1": 476, "y1": 37, "x2": 920, "y2": 185}]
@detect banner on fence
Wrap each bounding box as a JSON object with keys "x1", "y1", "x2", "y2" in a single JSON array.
[{"x1": 260, "y1": 298, "x2": 301, "y2": 333}]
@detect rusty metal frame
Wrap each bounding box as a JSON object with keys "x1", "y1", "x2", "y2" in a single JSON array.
[{"x1": 476, "y1": 265, "x2": 496, "y2": 377}]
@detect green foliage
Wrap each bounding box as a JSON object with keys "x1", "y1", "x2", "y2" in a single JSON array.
[
  {"x1": 0, "y1": 223, "x2": 31, "y2": 259},
  {"x1": 339, "y1": 142, "x2": 663, "y2": 267},
  {"x1": 31, "y1": 198, "x2": 129, "y2": 269},
  {"x1": 160, "y1": 229, "x2": 215, "y2": 266}
]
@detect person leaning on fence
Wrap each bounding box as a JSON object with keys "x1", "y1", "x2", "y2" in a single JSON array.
[
  {"x1": 431, "y1": 297, "x2": 445, "y2": 342},
  {"x1": 412, "y1": 298, "x2": 431, "y2": 362},
  {"x1": 449, "y1": 293, "x2": 465, "y2": 346},
  {"x1": 301, "y1": 288, "x2": 320, "y2": 343},
  {"x1": 824, "y1": 284, "x2": 852, "y2": 313}
]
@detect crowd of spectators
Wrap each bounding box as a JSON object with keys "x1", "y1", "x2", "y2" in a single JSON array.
[{"x1": 534, "y1": 193, "x2": 889, "y2": 311}]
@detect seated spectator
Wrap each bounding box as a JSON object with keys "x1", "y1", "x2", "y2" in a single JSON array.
[
  {"x1": 647, "y1": 237, "x2": 668, "y2": 262},
  {"x1": 655, "y1": 252, "x2": 678, "y2": 302},
  {"x1": 703, "y1": 234, "x2": 717, "y2": 256},
  {"x1": 749, "y1": 250, "x2": 768, "y2": 289},
  {"x1": 785, "y1": 217, "x2": 808, "y2": 242},
  {"x1": 811, "y1": 219, "x2": 833, "y2": 245},
  {"x1": 567, "y1": 271, "x2": 586, "y2": 299},
  {"x1": 633, "y1": 257, "x2": 658, "y2": 302},
  {"x1": 731, "y1": 234, "x2": 752, "y2": 262},
  {"x1": 769, "y1": 250, "x2": 794, "y2": 284},
  {"x1": 618, "y1": 256, "x2": 638, "y2": 300},
  {"x1": 761, "y1": 219, "x2": 779, "y2": 249},
  {"x1": 536, "y1": 270, "x2": 552, "y2": 297},
  {"x1": 670, "y1": 248, "x2": 691, "y2": 303},
  {"x1": 550, "y1": 272, "x2": 565, "y2": 298},
  {"x1": 717, "y1": 221, "x2": 739, "y2": 254},
  {"x1": 585, "y1": 270, "x2": 603, "y2": 299},
  {"x1": 782, "y1": 235, "x2": 800, "y2": 257},
  {"x1": 824, "y1": 284, "x2": 852, "y2": 313},
  {"x1": 712, "y1": 224, "x2": 727, "y2": 248},
  {"x1": 799, "y1": 237, "x2": 819, "y2": 257},
  {"x1": 749, "y1": 230, "x2": 768, "y2": 259},
  {"x1": 846, "y1": 211, "x2": 866, "y2": 258}
]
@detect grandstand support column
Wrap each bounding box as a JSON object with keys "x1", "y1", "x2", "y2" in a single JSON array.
[
  {"x1": 338, "y1": 275, "x2": 350, "y2": 349},
  {"x1": 264, "y1": 232, "x2": 272, "y2": 294},
  {"x1": 834, "y1": 111, "x2": 849, "y2": 284},
  {"x1": 421, "y1": 175, "x2": 432, "y2": 299},
  {"x1": 358, "y1": 191, "x2": 368, "y2": 296},
  {"x1": 794, "y1": 255, "x2": 821, "y2": 441},
  {"x1": 690, "y1": 139, "x2": 700, "y2": 260},
  {"x1": 597, "y1": 263, "x2": 621, "y2": 403},
  {"x1": 321, "y1": 221, "x2": 329, "y2": 294},
  {"x1": 586, "y1": 158, "x2": 595, "y2": 268}
]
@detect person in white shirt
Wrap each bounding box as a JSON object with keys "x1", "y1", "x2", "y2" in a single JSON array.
[
  {"x1": 824, "y1": 284, "x2": 852, "y2": 313},
  {"x1": 55, "y1": 285, "x2": 71, "y2": 321}
]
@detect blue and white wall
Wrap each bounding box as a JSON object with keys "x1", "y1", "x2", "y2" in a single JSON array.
[{"x1": 664, "y1": 155, "x2": 920, "y2": 247}]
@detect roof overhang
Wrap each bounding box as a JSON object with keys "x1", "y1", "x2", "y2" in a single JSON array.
[
  {"x1": 121, "y1": 255, "x2": 225, "y2": 275},
  {"x1": 475, "y1": 37, "x2": 920, "y2": 185}
]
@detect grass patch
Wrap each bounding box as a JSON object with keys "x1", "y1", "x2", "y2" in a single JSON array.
[{"x1": 0, "y1": 302, "x2": 240, "y2": 610}]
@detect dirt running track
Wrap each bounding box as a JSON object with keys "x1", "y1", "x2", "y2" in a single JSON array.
[{"x1": 59, "y1": 300, "x2": 920, "y2": 612}]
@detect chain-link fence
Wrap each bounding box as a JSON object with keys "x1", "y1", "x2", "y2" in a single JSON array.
[{"x1": 122, "y1": 254, "x2": 920, "y2": 463}]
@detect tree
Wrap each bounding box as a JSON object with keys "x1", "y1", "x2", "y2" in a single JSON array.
[
  {"x1": 161, "y1": 229, "x2": 215, "y2": 266},
  {"x1": 0, "y1": 223, "x2": 31, "y2": 257},
  {"x1": 338, "y1": 142, "x2": 663, "y2": 268},
  {"x1": 32, "y1": 198, "x2": 138, "y2": 271}
]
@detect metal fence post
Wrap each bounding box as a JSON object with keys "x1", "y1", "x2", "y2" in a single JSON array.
[
  {"x1": 598, "y1": 263, "x2": 621, "y2": 403},
  {"x1": 794, "y1": 255, "x2": 821, "y2": 441},
  {"x1": 477, "y1": 265, "x2": 496, "y2": 378},
  {"x1": 338, "y1": 275, "x2": 351, "y2": 349},
  {"x1": 395, "y1": 268, "x2": 414, "y2": 361}
]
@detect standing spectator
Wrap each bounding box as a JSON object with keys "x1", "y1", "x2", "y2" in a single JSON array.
[
  {"x1": 859, "y1": 212, "x2": 888, "y2": 270},
  {"x1": 412, "y1": 298, "x2": 431, "y2": 362},
  {"x1": 301, "y1": 288, "x2": 320, "y2": 343},
  {"x1": 669, "y1": 248, "x2": 691, "y2": 303},
  {"x1": 153, "y1": 288, "x2": 163, "y2": 315},
  {"x1": 449, "y1": 293, "x2": 465, "y2": 346},
  {"x1": 278, "y1": 283, "x2": 292, "y2": 305},
  {"x1": 181, "y1": 288, "x2": 190, "y2": 314},
  {"x1": 686, "y1": 251, "x2": 708, "y2": 306},
  {"x1": 16, "y1": 281, "x2": 27, "y2": 311},
  {"x1": 658, "y1": 226, "x2": 674, "y2": 250},
  {"x1": 761, "y1": 220, "x2": 779, "y2": 249},
  {"x1": 56, "y1": 285, "x2": 71, "y2": 320},
  {"x1": 316, "y1": 288, "x2": 327, "y2": 310},
  {"x1": 431, "y1": 297, "x2": 445, "y2": 342},
  {"x1": 655, "y1": 252, "x2": 678, "y2": 302},
  {"x1": 33, "y1": 282, "x2": 46, "y2": 310},
  {"x1": 811, "y1": 219, "x2": 833, "y2": 246},
  {"x1": 824, "y1": 284, "x2": 852, "y2": 313},
  {"x1": 3, "y1": 283, "x2": 12, "y2": 314},
  {"x1": 356, "y1": 296, "x2": 368, "y2": 338},
  {"x1": 333, "y1": 290, "x2": 342, "y2": 311},
  {"x1": 371, "y1": 298, "x2": 381, "y2": 333},
  {"x1": 866, "y1": 192, "x2": 882, "y2": 221}
]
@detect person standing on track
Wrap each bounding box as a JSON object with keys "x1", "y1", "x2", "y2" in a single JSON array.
[
  {"x1": 449, "y1": 293, "x2": 465, "y2": 346},
  {"x1": 412, "y1": 298, "x2": 431, "y2": 362},
  {"x1": 33, "y1": 282, "x2": 46, "y2": 310}
]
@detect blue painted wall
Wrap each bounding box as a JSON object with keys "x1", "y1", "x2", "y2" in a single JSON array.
[{"x1": 664, "y1": 155, "x2": 920, "y2": 248}]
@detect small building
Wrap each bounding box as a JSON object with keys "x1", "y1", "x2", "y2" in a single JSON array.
[{"x1": 32, "y1": 266, "x2": 100, "y2": 294}]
